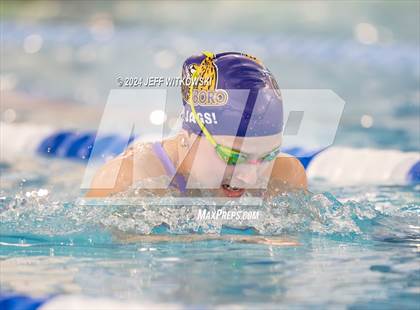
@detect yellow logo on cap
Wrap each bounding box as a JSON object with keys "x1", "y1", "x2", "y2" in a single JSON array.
[{"x1": 182, "y1": 51, "x2": 227, "y2": 106}]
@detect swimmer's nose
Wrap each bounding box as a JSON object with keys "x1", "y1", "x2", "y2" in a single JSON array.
[
  {"x1": 232, "y1": 164, "x2": 258, "y2": 186},
  {"x1": 248, "y1": 159, "x2": 260, "y2": 165}
]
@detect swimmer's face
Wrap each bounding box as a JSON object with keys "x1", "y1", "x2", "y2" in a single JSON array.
[{"x1": 182, "y1": 132, "x2": 282, "y2": 196}]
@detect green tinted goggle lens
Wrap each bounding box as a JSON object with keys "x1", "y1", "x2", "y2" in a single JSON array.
[
  {"x1": 215, "y1": 145, "x2": 247, "y2": 165},
  {"x1": 215, "y1": 144, "x2": 280, "y2": 165},
  {"x1": 260, "y1": 147, "x2": 281, "y2": 162}
]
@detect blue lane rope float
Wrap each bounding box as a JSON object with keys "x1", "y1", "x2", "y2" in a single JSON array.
[
  {"x1": 0, "y1": 294, "x2": 48, "y2": 310},
  {"x1": 37, "y1": 131, "x2": 135, "y2": 161},
  {"x1": 0, "y1": 294, "x2": 183, "y2": 310},
  {"x1": 33, "y1": 129, "x2": 329, "y2": 169},
  {"x1": 1, "y1": 123, "x2": 418, "y2": 185},
  {"x1": 34, "y1": 130, "x2": 420, "y2": 185},
  {"x1": 407, "y1": 161, "x2": 420, "y2": 183}
]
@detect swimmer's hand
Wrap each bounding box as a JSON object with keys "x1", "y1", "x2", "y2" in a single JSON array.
[{"x1": 112, "y1": 231, "x2": 300, "y2": 246}]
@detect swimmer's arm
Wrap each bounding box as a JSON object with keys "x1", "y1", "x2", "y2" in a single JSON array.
[
  {"x1": 268, "y1": 155, "x2": 308, "y2": 194},
  {"x1": 112, "y1": 229, "x2": 300, "y2": 246}
]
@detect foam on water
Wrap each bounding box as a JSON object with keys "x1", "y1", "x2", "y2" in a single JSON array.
[{"x1": 1, "y1": 174, "x2": 418, "y2": 242}]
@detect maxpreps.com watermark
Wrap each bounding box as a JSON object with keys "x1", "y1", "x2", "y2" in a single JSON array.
[{"x1": 196, "y1": 209, "x2": 260, "y2": 221}]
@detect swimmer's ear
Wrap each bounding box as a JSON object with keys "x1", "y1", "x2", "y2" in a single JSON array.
[
  {"x1": 181, "y1": 135, "x2": 189, "y2": 148},
  {"x1": 181, "y1": 129, "x2": 195, "y2": 146},
  {"x1": 180, "y1": 129, "x2": 201, "y2": 150}
]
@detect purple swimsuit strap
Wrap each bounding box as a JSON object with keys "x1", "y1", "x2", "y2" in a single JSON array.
[{"x1": 152, "y1": 142, "x2": 187, "y2": 193}]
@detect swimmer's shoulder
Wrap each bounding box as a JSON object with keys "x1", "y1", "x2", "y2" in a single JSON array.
[
  {"x1": 86, "y1": 141, "x2": 166, "y2": 197},
  {"x1": 269, "y1": 153, "x2": 307, "y2": 190},
  {"x1": 123, "y1": 141, "x2": 168, "y2": 179}
]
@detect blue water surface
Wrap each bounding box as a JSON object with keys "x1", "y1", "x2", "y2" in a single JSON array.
[{"x1": 0, "y1": 158, "x2": 419, "y2": 308}]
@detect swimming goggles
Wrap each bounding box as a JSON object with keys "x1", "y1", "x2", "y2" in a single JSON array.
[{"x1": 187, "y1": 51, "x2": 281, "y2": 166}]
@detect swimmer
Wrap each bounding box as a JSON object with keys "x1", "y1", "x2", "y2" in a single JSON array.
[{"x1": 87, "y1": 52, "x2": 307, "y2": 199}]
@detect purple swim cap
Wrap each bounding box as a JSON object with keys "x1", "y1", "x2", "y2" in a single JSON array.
[{"x1": 181, "y1": 52, "x2": 283, "y2": 137}]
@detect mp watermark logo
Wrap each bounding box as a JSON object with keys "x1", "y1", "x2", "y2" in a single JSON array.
[{"x1": 80, "y1": 87, "x2": 345, "y2": 206}]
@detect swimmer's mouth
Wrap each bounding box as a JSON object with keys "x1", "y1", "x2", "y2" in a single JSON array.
[{"x1": 221, "y1": 184, "x2": 245, "y2": 197}]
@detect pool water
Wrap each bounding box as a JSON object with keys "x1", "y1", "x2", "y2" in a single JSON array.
[
  {"x1": 1, "y1": 1, "x2": 420, "y2": 308},
  {"x1": 1, "y1": 156, "x2": 419, "y2": 308}
]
